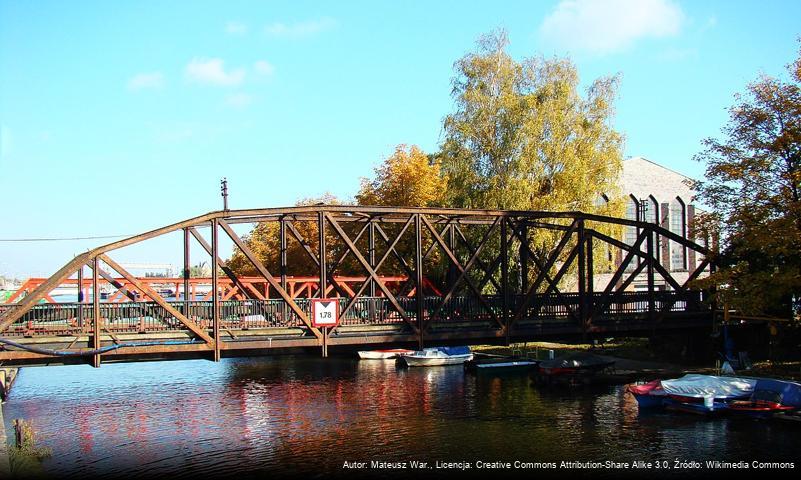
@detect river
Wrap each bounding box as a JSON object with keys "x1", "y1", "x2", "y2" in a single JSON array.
[{"x1": 2, "y1": 355, "x2": 798, "y2": 479}]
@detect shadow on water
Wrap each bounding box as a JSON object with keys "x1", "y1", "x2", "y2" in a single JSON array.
[{"x1": 2, "y1": 356, "x2": 798, "y2": 479}]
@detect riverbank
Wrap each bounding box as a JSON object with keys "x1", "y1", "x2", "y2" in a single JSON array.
[{"x1": 473, "y1": 338, "x2": 801, "y2": 382}]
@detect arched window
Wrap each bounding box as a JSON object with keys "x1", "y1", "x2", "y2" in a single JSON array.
[
  {"x1": 670, "y1": 197, "x2": 687, "y2": 271},
  {"x1": 642, "y1": 196, "x2": 659, "y2": 261},
  {"x1": 594, "y1": 193, "x2": 609, "y2": 210}
]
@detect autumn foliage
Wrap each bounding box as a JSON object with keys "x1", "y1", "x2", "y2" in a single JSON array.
[{"x1": 693, "y1": 44, "x2": 801, "y2": 317}]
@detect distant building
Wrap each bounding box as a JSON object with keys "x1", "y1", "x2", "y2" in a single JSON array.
[{"x1": 596, "y1": 156, "x2": 710, "y2": 290}]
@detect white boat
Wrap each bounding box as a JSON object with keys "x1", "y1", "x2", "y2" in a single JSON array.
[
  {"x1": 358, "y1": 349, "x2": 415, "y2": 360},
  {"x1": 398, "y1": 346, "x2": 473, "y2": 367}
]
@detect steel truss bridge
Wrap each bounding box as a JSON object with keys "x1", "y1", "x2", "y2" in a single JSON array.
[{"x1": 0, "y1": 205, "x2": 714, "y2": 367}]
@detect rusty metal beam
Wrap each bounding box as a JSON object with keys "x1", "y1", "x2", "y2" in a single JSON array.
[
  {"x1": 217, "y1": 219, "x2": 323, "y2": 340},
  {"x1": 426, "y1": 218, "x2": 501, "y2": 328},
  {"x1": 324, "y1": 212, "x2": 417, "y2": 333},
  {"x1": 98, "y1": 254, "x2": 215, "y2": 345},
  {"x1": 189, "y1": 227, "x2": 264, "y2": 300},
  {"x1": 421, "y1": 215, "x2": 502, "y2": 328},
  {"x1": 338, "y1": 216, "x2": 415, "y2": 323}
]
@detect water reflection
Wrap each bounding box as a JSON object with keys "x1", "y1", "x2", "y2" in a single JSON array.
[{"x1": 2, "y1": 356, "x2": 798, "y2": 478}]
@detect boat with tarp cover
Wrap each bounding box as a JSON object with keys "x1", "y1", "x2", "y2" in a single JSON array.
[{"x1": 627, "y1": 374, "x2": 757, "y2": 415}]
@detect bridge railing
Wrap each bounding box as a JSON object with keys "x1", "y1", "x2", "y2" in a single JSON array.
[{"x1": 0, "y1": 290, "x2": 709, "y2": 338}]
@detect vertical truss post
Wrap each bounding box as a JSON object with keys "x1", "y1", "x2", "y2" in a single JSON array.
[
  {"x1": 211, "y1": 219, "x2": 221, "y2": 362},
  {"x1": 448, "y1": 222, "x2": 456, "y2": 293},
  {"x1": 280, "y1": 216, "x2": 288, "y2": 321},
  {"x1": 183, "y1": 227, "x2": 191, "y2": 316},
  {"x1": 646, "y1": 226, "x2": 655, "y2": 322},
  {"x1": 77, "y1": 265, "x2": 84, "y2": 329},
  {"x1": 586, "y1": 231, "x2": 594, "y2": 328},
  {"x1": 319, "y1": 210, "x2": 328, "y2": 357},
  {"x1": 415, "y1": 214, "x2": 424, "y2": 349},
  {"x1": 520, "y1": 223, "x2": 529, "y2": 294},
  {"x1": 577, "y1": 219, "x2": 587, "y2": 337},
  {"x1": 368, "y1": 221, "x2": 376, "y2": 297},
  {"x1": 501, "y1": 217, "x2": 510, "y2": 344},
  {"x1": 279, "y1": 216, "x2": 288, "y2": 291},
  {"x1": 92, "y1": 257, "x2": 100, "y2": 368}
]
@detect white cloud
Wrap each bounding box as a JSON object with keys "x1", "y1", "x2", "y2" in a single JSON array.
[
  {"x1": 253, "y1": 60, "x2": 274, "y2": 76},
  {"x1": 265, "y1": 17, "x2": 337, "y2": 38},
  {"x1": 127, "y1": 72, "x2": 164, "y2": 90},
  {"x1": 224, "y1": 93, "x2": 253, "y2": 109},
  {"x1": 539, "y1": 0, "x2": 684, "y2": 54},
  {"x1": 185, "y1": 58, "x2": 245, "y2": 86},
  {"x1": 225, "y1": 21, "x2": 248, "y2": 35}
]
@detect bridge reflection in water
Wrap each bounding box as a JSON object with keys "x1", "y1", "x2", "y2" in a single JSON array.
[{"x1": 0, "y1": 206, "x2": 714, "y2": 367}]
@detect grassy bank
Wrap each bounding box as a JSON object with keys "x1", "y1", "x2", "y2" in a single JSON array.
[{"x1": 473, "y1": 339, "x2": 801, "y2": 381}]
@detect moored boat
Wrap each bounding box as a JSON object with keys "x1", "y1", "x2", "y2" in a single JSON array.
[
  {"x1": 627, "y1": 374, "x2": 757, "y2": 413},
  {"x1": 464, "y1": 356, "x2": 539, "y2": 374},
  {"x1": 357, "y1": 349, "x2": 415, "y2": 360},
  {"x1": 627, "y1": 379, "x2": 667, "y2": 408},
  {"x1": 533, "y1": 352, "x2": 615, "y2": 386},
  {"x1": 727, "y1": 378, "x2": 801, "y2": 419},
  {"x1": 537, "y1": 352, "x2": 616, "y2": 376},
  {"x1": 398, "y1": 346, "x2": 473, "y2": 367}
]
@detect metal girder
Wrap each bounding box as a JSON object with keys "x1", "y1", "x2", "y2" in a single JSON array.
[
  {"x1": 99, "y1": 254, "x2": 215, "y2": 346},
  {"x1": 217, "y1": 219, "x2": 323, "y2": 340},
  {"x1": 324, "y1": 212, "x2": 418, "y2": 333},
  {"x1": 425, "y1": 218, "x2": 501, "y2": 329},
  {"x1": 189, "y1": 227, "x2": 265, "y2": 300},
  {"x1": 420, "y1": 215, "x2": 502, "y2": 328}
]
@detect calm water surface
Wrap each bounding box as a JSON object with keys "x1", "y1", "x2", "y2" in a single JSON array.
[{"x1": 3, "y1": 356, "x2": 799, "y2": 479}]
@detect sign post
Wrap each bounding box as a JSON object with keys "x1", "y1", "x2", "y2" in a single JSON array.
[{"x1": 312, "y1": 299, "x2": 339, "y2": 357}]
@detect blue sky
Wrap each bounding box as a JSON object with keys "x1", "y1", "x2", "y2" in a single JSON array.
[{"x1": 1, "y1": 0, "x2": 799, "y2": 278}]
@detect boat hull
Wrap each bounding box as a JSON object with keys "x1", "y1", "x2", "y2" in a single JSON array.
[
  {"x1": 401, "y1": 353, "x2": 473, "y2": 367},
  {"x1": 358, "y1": 349, "x2": 414, "y2": 360},
  {"x1": 465, "y1": 358, "x2": 539, "y2": 374}
]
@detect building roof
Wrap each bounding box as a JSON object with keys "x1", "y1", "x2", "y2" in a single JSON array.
[{"x1": 620, "y1": 156, "x2": 697, "y2": 205}]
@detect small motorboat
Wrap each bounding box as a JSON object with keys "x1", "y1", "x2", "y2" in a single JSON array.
[
  {"x1": 357, "y1": 349, "x2": 415, "y2": 360},
  {"x1": 397, "y1": 346, "x2": 473, "y2": 367}
]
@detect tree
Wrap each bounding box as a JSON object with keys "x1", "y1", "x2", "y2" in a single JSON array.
[
  {"x1": 693, "y1": 44, "x2": 801, "y2": 317},
  {"x1": 439, "y1": 30, "x2": 624, "y2": 214},
  {"x1": 437, "y1": 29, "x2": 625, "y2": 281},
  {"x1": 356, "y1": 144, "x2": 447, "y2": 207}
]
